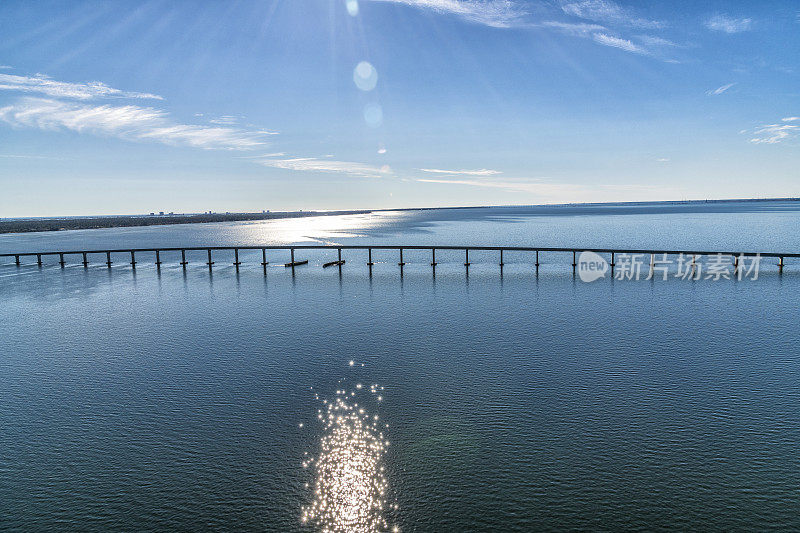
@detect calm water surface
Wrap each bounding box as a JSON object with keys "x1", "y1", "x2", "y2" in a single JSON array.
[{"x1": 1, "y1": 202, "x2": 799, "y2": 531}]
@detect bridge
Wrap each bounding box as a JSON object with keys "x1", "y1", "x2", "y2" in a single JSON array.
[{"x1": 0, "y1": 245, "x2": 794, "y2": 274}]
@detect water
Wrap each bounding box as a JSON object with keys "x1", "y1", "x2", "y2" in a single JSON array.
[{"x1": 1, "y1": 202, "x2": 799, "y2": 531}]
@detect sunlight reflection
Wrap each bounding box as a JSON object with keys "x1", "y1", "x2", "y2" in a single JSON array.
[
  {"x1": 236, "y1": 213, "x2": 393, "y2": 245},
  {"x1": 302, "y1": 380, "x2": 395, "y2": 532}
]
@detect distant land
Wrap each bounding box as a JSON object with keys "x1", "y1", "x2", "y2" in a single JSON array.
[{"x1": 1, "y1": 197, "x2": 798, "y2": 234}]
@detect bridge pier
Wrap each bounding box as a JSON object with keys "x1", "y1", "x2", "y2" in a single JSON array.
[
  {"x1": 83, "y1": 252, "x2": 88, "y2": 268},
  {"x1": 156, "y1": 250, "x2": 162, "y2": 268},
  {"x1": 431, "y1": 248, "x2": 437, "y2": 267},
  {"x1": 206, "y1": 249, "x2": 214, "y2": 269},
  {"x1": 130, "y1": 251, "x2": 137, "y2": 269},
  {"x1": 464, "y1": 249, "x2": 471, "y2": 267},
  {"x1": 367, "y1": 248, "x2": 374, "y2": 266},
  {"x1": 261, "y1": 248, "x2": 269, "y2": 267},
  {"x1": 535, "y1": 250, "x2": 540, "y2": 270},
  {"x1": 106, "y1": 251, "x2": 112, "y2": 268},
  {"x1": 779, "y1": 256, "x2": 784, "y2": 273},
  {"x1": 180, "y1": 249, "x2": 188, "y2": 268},
  {"x1": 233, "y1": 248, "x2": 241, "y2": 267},
  {"x1": 59, "y1": 253, "x2": 65, "y2": 267},
  {"x1": 37, "y1": 254, "x2": 42, "y2": 267},
  {"x1": 398, "y1": 248, "x2": 405, "y2": 267},
  {"x1": 499, "y1": 249, "x2": 504, "y2": 267}
]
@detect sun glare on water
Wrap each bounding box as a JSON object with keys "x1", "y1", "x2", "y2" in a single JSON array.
[{"x1": 301, "y1": 379, "x2": 396, "y2": 532}]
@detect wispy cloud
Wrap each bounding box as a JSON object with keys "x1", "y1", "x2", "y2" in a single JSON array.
[
  {"x1": 0, "y1": 153, "x2": 66, "y2": 160},
  {"x1": 749, "y1": 122, "x2": 798, "y2": 144},
  {"x1": 367, "y1": 0, "x2": 674, "y2": 57},
  {"x1": 256, "y1": 157, "x2": 391, "y2": 178},
  {"x1": 209, "y1": 115, "x2": 239, "y2": 125},
  {"x1": 0, "y1": 73, "x2": 162, "y2": 100},
  {"x1": 705, "y1": 15, "x2": 752, "y2": 33},
  {"x1": 560, "y1": 0, "x2": 663, "y2": 29},
  {"x1": 538, "y1": 21, "x2": 606, "y2": 34},
  {"x1": 636, "y1": 35, "x2": 678, "y2": 47},
  {"x1": 418, "y1": 167, "x2": 501, "y2": 176},
  {"x1": 366, "y1": 0, "x2": 529, "y2": 28},
  {"x1": 782, "y1": 117, "x2": 799, "y2": 122},
  {"x1": 592, "y1": 33, "x2": 648, "y2": 54},
  {"x1": 0, "y1": 97, "x2": 268, "y2": 150},
  {"x1": 417, "y1": 177, "x2": 579, "y2": 195},
  {"x1": 0, "y1": 65, "x2": 11, "y2": 70},
  {"x1": 706, "y1": 82, "x2": 736, "y2": 95}
]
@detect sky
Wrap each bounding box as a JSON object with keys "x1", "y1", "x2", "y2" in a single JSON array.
[{"x1": 0, "y1": 0, "x2": 798, "y2": 216}]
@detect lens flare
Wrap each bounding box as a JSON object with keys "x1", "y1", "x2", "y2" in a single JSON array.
[
  {"x1": 364, "y1": 103, "x2": 383, "y2": 128},
  {"x1": 301, "y1": 386, "x2": 395, "y2": 532},
  {"x1": 353, "y1": 61, "x2": 378, "y2": 91}
]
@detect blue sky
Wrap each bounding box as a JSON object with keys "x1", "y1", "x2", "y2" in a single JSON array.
[{"x1": 0, "y1": 0, "x2": 798, "y2": 216}]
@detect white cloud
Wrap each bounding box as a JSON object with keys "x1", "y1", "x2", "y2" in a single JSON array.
[
  {"x1": 561, "y1": 0, "x2": 663, "y2": 29},
  {"x1": 656, "y1": 158, "x2": 670, "y2": 162},
  {"x1": 0, "y1": 73, "x2": 162, "y2": 100},
  {"x1": 749, "y1": 123, "x2": 798, "y2": 144},
  {"x1": 706, "y1": 82, "x2": 735, "y2": 95},
  {"x1": 538, "y1": 21, "x2": 606, "y2": 34},
  {"x1": 366, "y1": 0, "x2": 529, "y2": 28},
  {"x1": 592, "y1": 33, "x2": 648, "y2": 54},
  {"x1": 782, "y1": 117, "x2": 799, "y2": 122},
  {"x1": 705, "y1": 15, "x2": 752, "y2": 33},
  {"x1": 367, "y1": 1, "x2": 675, "y2": 57},
  {"x1": 0, "y1": 97, "x2": 268, "y2": 150},
  {"x1": 417, "y1": 177, "x2": 581, "y2": 195},
  {"x1": 636, "y1": 35, "x2": 678, "y2": 47},
  {"x1": 0, "y1": 65, "x2": 11, "y2": 70},
  {"x1": 418, "y1": 167, "x2": 502, "y2": 176},
  {"x1": 209, "y1": 115, "x2": 239, "y2": 125},
  {"x1": 256, "y1": 157, "x2": 391, "y2": 178}
]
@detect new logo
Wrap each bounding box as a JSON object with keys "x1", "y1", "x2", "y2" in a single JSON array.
[{"x1": 577, "y1": 251, "x2": 609, "y2": 282}]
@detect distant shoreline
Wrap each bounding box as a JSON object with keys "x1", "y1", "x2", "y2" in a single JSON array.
[
  {"x1": 0, "y1": 210, "x2": 375, "y2": 234},
  {"x1": 2, "y1": 197, "x2": 798, "y2": 234}
]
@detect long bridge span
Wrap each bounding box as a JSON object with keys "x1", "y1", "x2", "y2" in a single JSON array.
[{"x1": 0, "y1": 245, "x2": 795, "y2": 274}]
